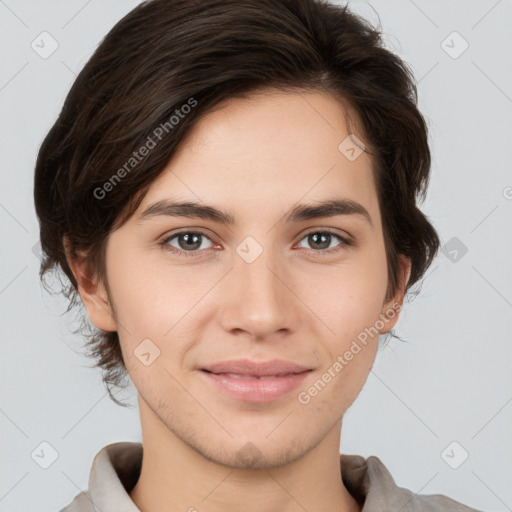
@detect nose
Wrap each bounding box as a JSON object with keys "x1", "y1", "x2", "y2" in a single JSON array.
[{"x1": 217, "y1": 245, "x2": 301, "y2": 340}]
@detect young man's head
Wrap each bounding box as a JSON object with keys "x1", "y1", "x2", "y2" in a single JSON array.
[{"x1": 34, "y1": 0, "x2": 439, "y2": 472}]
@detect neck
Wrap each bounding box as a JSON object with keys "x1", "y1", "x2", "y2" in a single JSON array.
[{"x1": 129, "y1": 398, "x2": 361, "y2": 512}]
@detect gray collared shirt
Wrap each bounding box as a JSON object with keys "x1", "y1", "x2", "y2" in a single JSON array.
[{"x1": 59, "y1": 442, "x2": 482, "y2": 511}]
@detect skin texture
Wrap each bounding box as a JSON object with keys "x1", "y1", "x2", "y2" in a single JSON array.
[{"x1": 67, "y1": 89, "x2": 410, "y2": 512}]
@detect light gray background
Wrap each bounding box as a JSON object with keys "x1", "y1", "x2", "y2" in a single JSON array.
[{"x1": 1, "y1": 1, "x2": 511, "y2": 511}]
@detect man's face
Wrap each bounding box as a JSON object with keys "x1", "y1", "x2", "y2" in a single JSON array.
[{"x1": 96, "y1": 90, "x2": 404, "y2": 468}]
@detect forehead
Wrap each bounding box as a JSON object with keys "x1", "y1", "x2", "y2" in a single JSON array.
[{"x1": 133, "y1": 89, "x2": 380, "y2": 226}]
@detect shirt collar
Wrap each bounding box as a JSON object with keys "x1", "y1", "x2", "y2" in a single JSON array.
[{"x1": 80, "y1": 442, "x2": 446, "y2": 511}]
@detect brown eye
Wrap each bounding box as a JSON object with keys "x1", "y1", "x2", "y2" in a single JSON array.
[
  {"x1": 307, "y1": 232, "x2": 333, "y2": 250},
  {"x1": 296, "y1": 230, "x2": 351, "y2": 255},
  {"x1": 161, "y1": 231, "x2": 214, "y2": 256}
]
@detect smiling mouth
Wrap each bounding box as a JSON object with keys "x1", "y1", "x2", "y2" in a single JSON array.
[{"x1": 200, "y1": 369, "x2": 312, "y2": 402}]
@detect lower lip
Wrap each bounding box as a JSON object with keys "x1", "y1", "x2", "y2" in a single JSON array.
[{"x1": 200, "y1": 370, "x2": 311, "y2": 402}]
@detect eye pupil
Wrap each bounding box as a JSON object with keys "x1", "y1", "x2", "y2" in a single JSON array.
[
  {"x1": 309, "y1": 233, "x2": 331, "y2": 250},
  {"x1": 180, "y1": 233, "x2": 202, "y2": 250}
]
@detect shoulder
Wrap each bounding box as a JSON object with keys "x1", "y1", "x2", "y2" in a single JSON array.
[
  {"x1": 340, "y1": 453, "x2": 483, "y2": 511},
  {"x1": 57, "y1": 441, "x2": 143, "y2": 512},
  {"x1": 58, "y1": 491, "x2": 94, "y2": 512}
]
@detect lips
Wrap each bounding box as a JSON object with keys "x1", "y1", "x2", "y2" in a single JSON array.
[
  {"x1": 199, "y1": 359, "x2": 312, "y2": 402},
  {"x1": 200, "y1": 358, "x2": 311, "y2": 377},
  {"x1": 219, "y1": 373, "x2": 286, "y2": 380}
]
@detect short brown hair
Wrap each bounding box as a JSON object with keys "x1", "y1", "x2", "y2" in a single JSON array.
[{"x1": 34, "y1": 0, "x2": 440, "y2": 406}]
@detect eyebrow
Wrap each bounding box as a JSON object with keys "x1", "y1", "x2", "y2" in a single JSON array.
[{"x1": 138, "y1": 198, "x2": 373, "y2": 227}]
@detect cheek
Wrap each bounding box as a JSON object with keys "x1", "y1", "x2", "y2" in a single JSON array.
[
  {"x1": 304, "y1": 253, "x2": 388, "y2": 336},
  {"x1": 104, "y1": 247, "x2": 171, "y2": 337},
  {"x1": 105, "y1": 249, "x2": 218, "y2": 351}
]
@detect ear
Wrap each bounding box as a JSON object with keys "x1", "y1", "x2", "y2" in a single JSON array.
[
  {"x1": 63, "y1": 237, "x2": 117, "y2": 332},
  {"x1": 378, "y1": 255, "x2": 411, "y2": 334}
]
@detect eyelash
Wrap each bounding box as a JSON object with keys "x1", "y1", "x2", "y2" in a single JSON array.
[{"x1": 158, "y1": 229, "x2": 352, "y2": 259}]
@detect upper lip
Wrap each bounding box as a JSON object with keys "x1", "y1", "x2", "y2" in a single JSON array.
[{"x1": 201, "y1": 359, "x2": 311, "y2": 377}]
